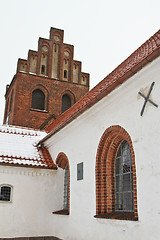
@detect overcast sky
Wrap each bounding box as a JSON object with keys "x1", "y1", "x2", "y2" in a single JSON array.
[{"x1": 0, "y1": 0, "x2": 159, "y2": 124}]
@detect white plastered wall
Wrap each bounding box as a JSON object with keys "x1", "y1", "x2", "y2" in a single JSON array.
[
  {"x1": 0, "y1": 165, "x2": 58, "y2": 238},
  {"x1": 45, "y1": 56, "x2": 160, "y2": 240}
]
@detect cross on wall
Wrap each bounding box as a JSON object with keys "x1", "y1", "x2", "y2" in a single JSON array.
[{"x1": 138, "y1": 82, "x2": 158, "y2": 116}]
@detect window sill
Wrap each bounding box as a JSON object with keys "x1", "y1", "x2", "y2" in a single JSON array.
[
  {"x1": 0, "y1": 200, "x2": 12, "y2": 203},
  {"x1": 52, "y1": 209, "x2": 69, "y2": 215},
  {"x1": 30, "y1": 108, "x2": 48, "y2": 113},
  {"x1": 94, "y1": 212, "x2": 138, "y2": 221}
]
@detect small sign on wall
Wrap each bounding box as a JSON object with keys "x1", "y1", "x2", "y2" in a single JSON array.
[{"x1": 77, "y1": 162, "x2": 83, "y2": 180}]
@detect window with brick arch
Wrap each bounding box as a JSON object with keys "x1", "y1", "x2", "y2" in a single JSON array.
[
  {"x1": 95, "y1": 125, "x2": 138, "y2": 221},
  {"x1": 62, "y1": 94, "x2": 72, "y2": 113},
  {"x1": 31, "y1": 89, "x2": 45, "y2": 110},
  {"x1": 53, "y1": 152, "x2": 70, "y2": 215}
]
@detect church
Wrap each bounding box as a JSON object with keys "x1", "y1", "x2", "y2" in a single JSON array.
[{"x1": 0, "y1": 27, "x2": 160, "y2": 240}]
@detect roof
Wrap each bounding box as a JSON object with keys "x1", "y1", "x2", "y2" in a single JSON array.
[
  {"x1": 39, "y1": 30, "x2": 160, "y2": 144},
  {"x1": 0, "y1": 125, "x2": 57, "y2": 169}
]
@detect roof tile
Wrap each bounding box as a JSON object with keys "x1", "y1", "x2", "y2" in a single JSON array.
[
  {"x1": 41, "y1": 30, "x2": 160, "y2": 141},
  {"x1": 0, "y1": 125, "x2": 57, "y2": 170}
]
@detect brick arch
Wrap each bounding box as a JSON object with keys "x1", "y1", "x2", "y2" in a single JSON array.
[
  {"x1": 95, "y1": 125, "x2": 138, "y2": 220},
  {"x1": 31, "y1": 84, "x2": 49, "y2": 94},
  {"x1": 56, "y1": 152, "x2": 69, "y2": 169},
  {"x1": 53, "y1": 32, "x2": 63, "y2": 42},
  {"x1": 62, "y1": 90, "x2": 75, "y2": 102},
  {"x1": 41, "y1": 42, "x2": 50, "y2": 50},
  {"x1": 31, "y1": 84, "x2": 48, "y2": 111},
  {"x1": 61, "y1": 90, "x2": 75, "y2": 113},
  {"x1": 56, "y1": 152, "x2": 70, "y2": 213}
]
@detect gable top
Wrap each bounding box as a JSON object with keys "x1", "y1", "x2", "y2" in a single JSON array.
[
  {"x1": 39, "y1": 30, "x2": 160, "y2": 143},
  {"x1": 0, "y1": 125, "x2": 57, "y2": 169}
]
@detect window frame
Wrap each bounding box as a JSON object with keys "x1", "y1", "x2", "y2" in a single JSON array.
[
  {"x1": 61, "y1": 91, "x2": 75, "y2": 114},
  {"x1": 0, "y1": 184, "x2": 13, "y2": 203},
  {"x1": 30, "y1": 86, "x2": 48, "y2": 112},
  {"x1": 95, "y1": 125, "x2": 138, "y2": 221},
  {"x1": 52, "y1": 152, "x2": 70, "y2": 215}
]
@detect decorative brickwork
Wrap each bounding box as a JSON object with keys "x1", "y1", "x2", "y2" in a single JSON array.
[
  {"x1": 95, "y1": 125, "x2": 138, "y2": 221},
  {"x1": 45, "y1": 30, "x2": 160, "y2": 134},
  {"x1": 3, "y1": 27, "x2": 89, "y2": 129}
]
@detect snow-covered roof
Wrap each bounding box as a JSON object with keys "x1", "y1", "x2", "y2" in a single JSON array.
[{"x1": 0, "y1": 125, "x2": 57, "y2": 169}]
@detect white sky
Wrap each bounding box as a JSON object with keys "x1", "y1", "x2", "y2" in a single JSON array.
[{"x1": 0, "y1": 0, "x2": 159, "y2": 124}]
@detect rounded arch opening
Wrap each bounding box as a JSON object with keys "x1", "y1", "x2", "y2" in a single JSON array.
[
  {"x1": 31, "y1": 89, "x2": 45, "y2": 110},
  {"x1": 31, "y1": 85, "x2": 48, "y2": 111},
  {"x1": 95, "y1": 125, "x2": 138, "y2": 220},
  {"x1": 61, "y1": 91, "x2": 75, "y2": 113},
  {"x1": 56, "y1": 152, "x2": 70, "y2": 214}
]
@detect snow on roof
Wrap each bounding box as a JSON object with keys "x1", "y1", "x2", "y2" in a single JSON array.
[{"x1": 0, "y1": 125, "x2": 57, "y2": 169}]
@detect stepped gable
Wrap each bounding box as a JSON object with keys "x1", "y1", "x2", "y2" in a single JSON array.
[
  {"x1": 3, "y1": 27, "x2": 89, "y2": 129},
  {"x1": 41, "y1": 30, "x2": 160, "y2": 140},
  {"x1": 16, "y1": 27, "x2": 89, "y2": 84},
  {"x1": 0, "y1": 125, "x2": 57, "y2": 169}
]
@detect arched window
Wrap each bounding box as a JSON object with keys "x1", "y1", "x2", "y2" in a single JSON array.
[
  {"x1": 0, "y1": 185, "x2": 12, "y2": 202},
  {"x1": 31, "y1": 89, "x2": 45, "y2": 110},
  {"x1": 54, "y1": 152, "x2": 70, "y2": 215},
  {"x1": 62, "y1": 94, "x2": 72, "y2": 113},
  {"x1": 95, "y1": 125, "x2": 138, "y2": 221},
  {"x1": 115, "y1": 140, "x2": 133, "y2": 212}
]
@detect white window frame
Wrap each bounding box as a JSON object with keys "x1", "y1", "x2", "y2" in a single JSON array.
[{"x1": 0, "y1": 184, "x2": 13, "y2": 203}]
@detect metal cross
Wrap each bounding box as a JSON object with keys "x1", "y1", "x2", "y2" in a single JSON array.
[{"x1": 138, "y1": 82, "x2": 158, "y2": 116}]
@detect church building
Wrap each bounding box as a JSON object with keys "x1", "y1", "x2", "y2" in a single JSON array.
[
  {"x1": 0, "y1": 28, "x2": 160, "y2": 240},
  {"x1": 3, "y1": 27, "x2": 89, "y2": 129}
]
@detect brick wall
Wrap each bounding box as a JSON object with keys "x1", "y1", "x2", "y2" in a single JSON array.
[
  {"x1": 95, "y1": 125, "x2": 138, "y2": 221},
  {"x1": 3, "y1": 27, "x2": 89, "y2": 129}
]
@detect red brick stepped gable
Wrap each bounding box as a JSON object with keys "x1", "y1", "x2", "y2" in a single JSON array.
[
  {"x1": 3, "y1": 27, "x2": 89, "y2": 129},
  {"x1": 44, "y1": 30, "x2": 160, "y2": 137}
]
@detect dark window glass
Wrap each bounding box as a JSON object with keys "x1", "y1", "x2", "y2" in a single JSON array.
[
  {"x1": 0, "y1": 186, "x2": 11, "y2": 201},
  {"x1": 115, "y1": 140, "x2": 134, "y2": 212},
  {"x1": 62, "y1": 94, "x2": 71, "y2": 113},
  {"x1": 41, "y1": 65, "x2": 45, "y2": 74},
  {"x1": 31, "y1": 89, "x2": 45, "y2": 110},
  {"x1": 64, "y1": 70, "x2": 67, "y2": 78}
]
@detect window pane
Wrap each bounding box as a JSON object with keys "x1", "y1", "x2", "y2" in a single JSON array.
[
  {"x1": 62, "y1": 94, "x2": 71, "y2": 113},
  {"x1": 116, "y1": 157, "x2": 123, "y2": 175},
  {"x1": 123, "y1": 192, "x2": 132, "y2": 211},
  {"x1": 115, "y1": 140, "x2": 134, "y2": 212},
  {"x1": 63, "y1": 165, "x2": 69, "y2": 210},
  {"x1": 31, "y1": 89, "x2": 45, "y2": 110},
  {"x1": 0, "y1": 186, "x2": 11, "y2": 201},
  {"x1": 123, "y1": 173, "x2": 130, "y2": 191},
  {"x1": 116, "y1": 193, "x2": 123, "y2": 210}
]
